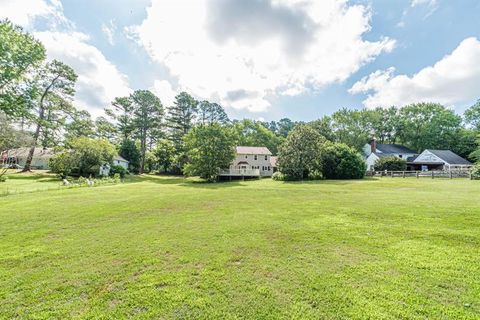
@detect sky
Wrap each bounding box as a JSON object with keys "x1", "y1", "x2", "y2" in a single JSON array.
[{"x1": 1, "y1": 0, "x2": 480, "y2": 121}]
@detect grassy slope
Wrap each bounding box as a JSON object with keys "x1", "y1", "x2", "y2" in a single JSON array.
[{"x1": 0, "y1": 176, "x2": 479, "y2": 319}]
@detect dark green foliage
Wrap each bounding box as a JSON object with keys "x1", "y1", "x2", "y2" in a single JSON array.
[
  {"x1": 374, "y1": 156, "x2": 407, "y2": 171},
  {"x1": 49, "y1": 137, "x2": 116, "y2": 178},
  {"x1": 109, "y1": 165, "x2": 127, "y2": 178},
  {"x1": 321, "y1": 143, "x2": 366, "y2": 179},
  {"x1": 233, "y1": 119, "x2": 284, "y2": 155},
  {"x1": 119, "y1": 139, "x2": 141, "y2": 174},
  {"x1": 130, "y1": 90, "x2": 163, "y2": 173},
  {"x1": 397, "y1": 103, "x2": 462, "y2": 152},
  {"x1": 277, "y1": 125, "x2": 325, "y2": 180},
  {"x1": 198, "y1": 101, "x2": 229, "y2": 125},
  {"x1": 183, "y1": 124, "x2": 236, "y2": 182},
  {"x1": 464, "y1": 100, "x2": 480, "y2": 130},
  {"x1": 166, "y1": 92, "x2": 199, "y2": 151},
  {"x1": 0, "y1": 20, "x2": 46, "y2": 118},
  {"x1": 153, "y1": 139, "x2": 176, "y2": 173}
]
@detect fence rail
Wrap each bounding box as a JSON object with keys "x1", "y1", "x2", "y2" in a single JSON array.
[
  {"x1": 218, "y1": 169, "x2": 261, "y2": 176},
  {"x1": 367, "y1": 170, "x2": 474, "y2": 179}
]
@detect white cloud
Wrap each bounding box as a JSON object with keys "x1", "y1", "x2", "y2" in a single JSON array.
[
  {"x1": 0, "y1": 0, "x2": 70, "y2": 28},
  {"x1": 128, "y1": 0, "x2": 395, "y2": 112},
  {"x1": 0, "y1": 0, "x2": 131, "y2": 118},
  {"x1": 35, "y1": 31, "x2": 131, "y2": 118},
  {"x1": 411, "y1": 0, "x2": 437, "y2": 8},
  {"x1": 101, "y1": 20, "x2": 116, "y2": 46},
  {"x1": 152, "y1": 80, "x2": 177, "y2": 107},
  {"x1": 349, "y1": 37, "x2": 480, "y2": 109}
]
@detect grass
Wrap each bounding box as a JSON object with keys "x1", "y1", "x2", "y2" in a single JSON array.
[{"x1": 0, "y1": 174, "x2": 479, "y2": 319}]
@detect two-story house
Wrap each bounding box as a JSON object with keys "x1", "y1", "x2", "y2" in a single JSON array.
[{"x1": 224, "y1": 146, "x2": 274, "y2": 177}]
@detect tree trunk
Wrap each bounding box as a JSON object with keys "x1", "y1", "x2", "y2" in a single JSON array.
[
  {"x1": 140, "y1": 128, "x2": 146, "y2": 174},
  {"x1": 22, "y1": 75, "x2": 58, "y2": 172},
  {"x1": 22, "y1": 107, "x2": 44, "y2": 172}
]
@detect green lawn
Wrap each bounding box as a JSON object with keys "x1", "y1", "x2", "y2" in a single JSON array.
[{"x1": 0, "y1": 175, "x2": 479, "y2": 319}]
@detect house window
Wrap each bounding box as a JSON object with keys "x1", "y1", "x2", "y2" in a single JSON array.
[
  {"x1": 254, "y1": 155, "x2": 257, "y2": 160},
  {"x1": 264, "y1": 155, "x2": 268, "y2": 160},
  {"x1": 245, "y1": 155, "x2": 248, "y2": 159},
  {"x1": 268, "y1": 166, "x2": 270, "y2": 171},
  {"x1": 399, "y1": 155, "x2": 403, "y2": 158}
]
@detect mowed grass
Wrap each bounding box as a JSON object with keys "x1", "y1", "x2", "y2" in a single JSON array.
[{"x1": 0, "y1": 175, "x2": 479, "y2": 319}]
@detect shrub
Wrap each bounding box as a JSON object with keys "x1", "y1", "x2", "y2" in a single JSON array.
[
  {"x1": 0, "y1": 175, "x2": 7, "y2": 183},
  {"x1": 109, "y1": 165, "x2": 126, "y2": 178},
  {"x1": 277, "y1": 125, "x2": 325, "y2": 180},
  {"x1": 321, "y1": 143, "x2": 366, "y2": 179},
  {"x1": 472, "y1": 163, "x2": 480, "y2": 179},
  {"x1": 374, "y1": 156, "x2": 407, "y2": 171},
  {"x1": 272, "y1": 172, "x2": 285, "y2": 181}
]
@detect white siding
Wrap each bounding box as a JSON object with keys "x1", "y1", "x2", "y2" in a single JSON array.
[
  {"x1": 366, "y1": 153, "x2": 379, "y2": 171},
  {"x1": 413, "y1": 151, "x2": 444, "y2": 164},
  {"x1": 230, "y1": 153, "x2": 273, "y2": 176}
]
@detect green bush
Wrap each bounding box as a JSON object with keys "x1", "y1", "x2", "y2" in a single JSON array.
[
  {"x1": 272, "y1": 172, "x2": 285, "y2": 181},
  {"x1": 0, "y1": 175, "x2": 7, "y2": 182},
  {"x1": 110, "y1": 165, "x2": 127, "y2": 178},
  {"x1": 472, "y1": 163, "x2": 480, "y2": 179},
  {"x1": 277, "y1": 125, "x2": 325, "y2": 180},
  {"x1": 374, "y1": 156, "x2": 407, "y2": 171},
  {"x1": 321, "y1": 143, "x2": 366, "y2": 179}
]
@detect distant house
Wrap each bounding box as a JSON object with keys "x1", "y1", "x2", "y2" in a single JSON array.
[
  {"x1": 1, "y1": 148, "x2": 130, "y2": 173},
  {"x1": 1, "y1": 148, "x2": 55, "y2": 170},
  {"x1": 220, "y1": 146, "x2": 274, "y2": 177},
  {"x1": 113, "y1": 155, "x2": 129, "y2": 170},
  {"x1": 410, "y1": 150, "x2": 473, "y2": 171},
  {"x1": 363, "y1": 139, "x2": 417, "y2": 171}
]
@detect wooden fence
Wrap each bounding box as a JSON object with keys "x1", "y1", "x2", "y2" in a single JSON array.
[{"x1": 367, "y1": 170, "x2": 474, "y2": 179}]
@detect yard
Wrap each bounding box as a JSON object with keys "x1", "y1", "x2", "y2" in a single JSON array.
[{"x1": 0, "y1": 174, "x2": 479, "y2": 319}]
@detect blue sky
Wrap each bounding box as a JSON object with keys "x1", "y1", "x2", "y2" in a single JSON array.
[{"x1": 2, "y1": 0, "x2": 480, "y2": 121}]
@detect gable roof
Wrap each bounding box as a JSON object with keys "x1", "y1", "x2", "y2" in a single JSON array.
[
  {"x1": 2, "y1": 147, "x2": 55, "y2": 159},
  {"x1": 376, "y1": 144, "x2": 416, "y2": 154},
  {"x1": 114, "y1": 155, "x2": 129, "y2": 163},
  {"x1": 236, "y1": 146, "x2": 272, "y2": 155},
  {"x1": 426, "y1": 150, "x2": 472, "y2": 165}
]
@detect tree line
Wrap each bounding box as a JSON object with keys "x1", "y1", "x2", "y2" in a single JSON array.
[{"x1": 1, "y1": 19, "x2": 480, "y2": 181}]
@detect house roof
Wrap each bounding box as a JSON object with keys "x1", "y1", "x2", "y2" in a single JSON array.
[
  {"x1": 2, "y1": 147, "x2": 55, "y2": 159},
  {"x1": 114, "y1": 155, "x2": 129, "y2": 163},
  {"x1": 425, "y1": 150, "x2": 472, "y2": 165},
  {"x1": 376, "y1": 144, "x2": 416, "y2": 154},
  {"x1": 236, "y1": 146, "x2": 272, "y2": 155},
  {"x1": 270, "y1": 156, "x2": 277, "y2": 167}
]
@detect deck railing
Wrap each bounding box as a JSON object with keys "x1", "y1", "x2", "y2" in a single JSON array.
[{"x1": 218, "y1": 169, "x2": 260, "y2": 176}]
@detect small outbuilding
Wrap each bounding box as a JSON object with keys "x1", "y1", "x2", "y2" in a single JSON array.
[{"x1": 409, "y1": 150, "x2": 473, "y2": 171}]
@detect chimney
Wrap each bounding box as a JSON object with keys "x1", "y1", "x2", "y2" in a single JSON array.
[{"x1": 370, "y1": 138, "x2": 377, "y2": 154}]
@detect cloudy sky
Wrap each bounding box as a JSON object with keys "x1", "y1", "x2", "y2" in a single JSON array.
[{"x1": 1, "y1": 0, "x2": 480, "y2": 120}]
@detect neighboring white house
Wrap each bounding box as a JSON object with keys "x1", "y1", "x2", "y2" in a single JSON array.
[
  {"x1": 113, "y1": 155, "x2": 129, "y2": 170},
  {"x1": 1, "y1": 148, "x2": 55, "y2": 169},
  {"x1": 220, "y1": 146, "x2": 274, "y2": 177},
  {"x1": 411, "y1": 150, "x2": 473, "y2": 171},
  {"x1": 363, "y1": 139, "x2": 417, "y2": 171}
]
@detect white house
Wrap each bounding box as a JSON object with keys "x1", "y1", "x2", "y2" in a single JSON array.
[
  {"x1": 363, "y1": 139, "x2": 417, "y2": 171},
  {"x1": 411, "y1": 150, "x2": 472, "y2": 171},
  {"x1": 1, "y1": 148, "x2": 55, "y2": 169},
  {"x1": 221, "y1": 146, "x2": 274, "y2": 177},
  {"x1": 113, "y1": 155, "x2": 129, "y2": 170}
]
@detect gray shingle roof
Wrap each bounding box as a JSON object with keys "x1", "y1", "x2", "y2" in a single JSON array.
[
  {"x1": 236, "y1": 146, "x2": 272, "y2": 155},
  {"x1": 376, "y1": 144, "x2": 416, "y2": 154},
  {"x1": 426, "y1": 150, "x2": 472, "y2": 165}
]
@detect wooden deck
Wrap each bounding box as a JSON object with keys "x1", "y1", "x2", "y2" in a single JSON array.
[{"x1": 218, "y1": 169, "x2": 261, "y2": 177}]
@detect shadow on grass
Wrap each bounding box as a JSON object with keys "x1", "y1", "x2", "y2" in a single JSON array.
[{"x1": 125, "y1": 174, "x2": 249, "y2": 189}]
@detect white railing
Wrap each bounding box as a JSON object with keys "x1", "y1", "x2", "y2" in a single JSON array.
[{"x1": 218, "y1": 169, "x2": 260, "y2": 176}]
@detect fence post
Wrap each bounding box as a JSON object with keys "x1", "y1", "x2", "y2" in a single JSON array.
[
  {"x1": 403, "y1": 171, "x2": 405, "y2": 178},
  {"x1": 432, "y1": 171, "x2": 434, "y2": 179},
  {"x1": 391, "y1": 171, "x2": 394, "y2": 178},
  {"x1": 450, "y1": 171, "x2": 453, "y2": 179}
]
